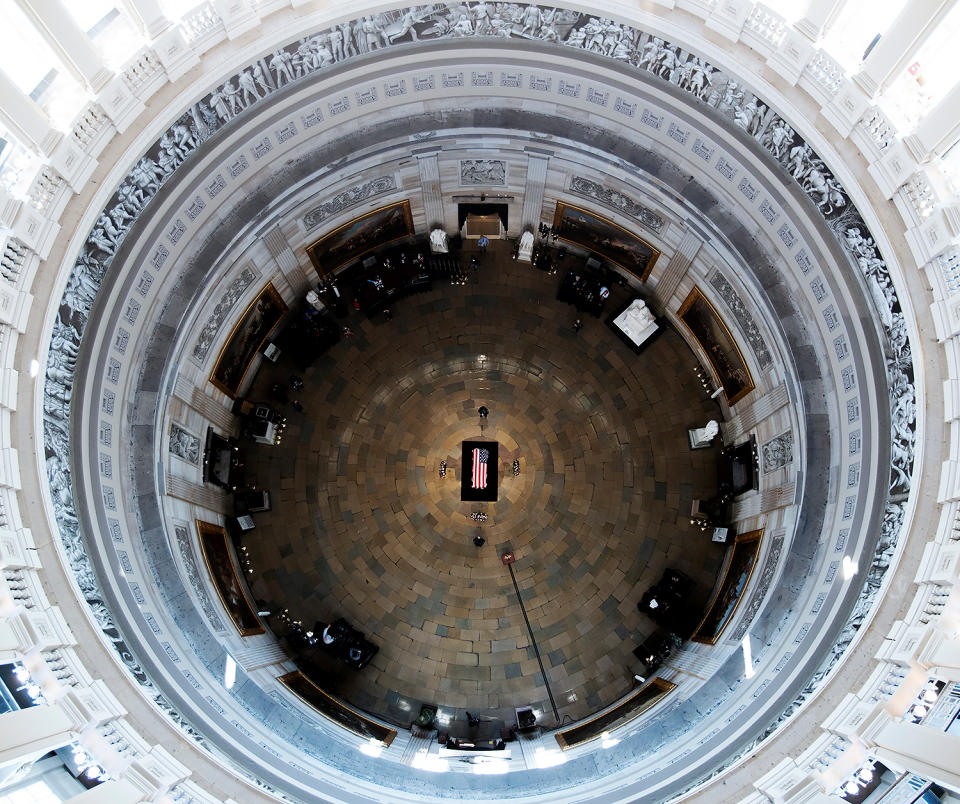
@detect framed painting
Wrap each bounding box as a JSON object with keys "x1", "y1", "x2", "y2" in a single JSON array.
[
  {"x1": 555, "y1": 678, "x2": 676, "y2": 749},
  {"x1": 196, "y1": 520, "x2": 264, "y2": 637},
  {"x1": 279, "y1": 671, "x2": 397, "y2": 745},
  {"x1": 552, "y1": 202, "x2": 660, "y2": 281},
  {"x1": 210, "y1": 283, "x2": 287, "y2": 398},
  {"x1": 306, "y1": 200, "x2": 414, "y2": 276},
  {"x1": 692, "y1": 529, "x2": 763, "y2": 644},
  {"x1": 678, "y1": 287, "x2": 755, "y2": 405}
]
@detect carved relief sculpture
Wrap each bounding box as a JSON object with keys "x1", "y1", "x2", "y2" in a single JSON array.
[
  {"x1": 460, "y1": 159, "x2": 506, "y2": 185},
  {"x1": 168, "y1": 422, "x2": 201, "y2": 465},
  {"x1": 762, "y1": 431, "x2": 794, "y2": 474}
]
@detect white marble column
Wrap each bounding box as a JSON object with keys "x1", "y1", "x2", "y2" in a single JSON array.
[
  {"x1": 65, "y1": 744, "x2": 192, "y2": 804},
  {"x1": 14, "y1": 0, "x2": 113, "y2": 93},
  {"x1": 210, "y1": 0, "x2": 259, "y2": 39},
  {"x1": 0, "y1": 703, "x2": 77, "y2": 770},
  {"x1": 178, "y1": 381, "x2": 237, "y2": 433},
  {"x1": 651, "y1": 228, "x2": 702, "y2": 310},
  {"x1": 0, "y1": 620, "x2": 21, "y2": 661},
  {"x1": 65, "y1": 779, "x2": 142, "y2": 804},
  {"x1": 917, "y1": 629, "x2": 960, "y2": 679},
  {"x1": 853, "y1": 0, "x2": 955, "y2": 97},
  {"x1": 415, "y1": 150, "x2": 444, "y2": 230},
  {"x1": 705, "y1": 0, "x2": 752, "y2": 42},
  {"x1": 520, "y1": 151, "x2": 550, "y2": 233},
  {"x1": 0, "y1": 607, "x2": 75, "y2": 657},
  {"x1": 794, "y1": 0, "x2": 845, "y2": 41},
  {"x1": 233, "y1": 642, "x2": 287, "y2": 671},
  {"x1": 123, "y1": 745, "x2": 191, "y2": 800},
  {"x1": 119, "y1": 0, "x2": 170, "y2": 39},
  {"x1": 904, "y1": 80, "x2": 960, "y2": 162},
  {"x1": 0, "y1": 68, "x2": 61, "y2": 155},
  {"x1": 761, "y1": 480, "x2": 797, "y2": 512},
  {"x1": 753, "y1": 756, "x2": 828, "y2": 804},
  {"x1": 263, "y1": 227, "x2": 309, "y2": 293},
  {"x1": 870, "y1": 717, "x2": 960, "y2": 792},
  {"x1": 723, "y1": 383, "x2": 790, "y2": 440},
  {"x1": 165, "y1": 474, "x2": 229, "y2": 514}
]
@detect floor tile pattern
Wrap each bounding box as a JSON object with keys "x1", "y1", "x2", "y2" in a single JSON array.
[{"x1": 244, "y1": 246, "x2": 725, "y2": 727}]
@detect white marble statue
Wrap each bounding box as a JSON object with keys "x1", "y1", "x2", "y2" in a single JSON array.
[
  {"x1": 429, "y1": 228, "x2": 448, "y2": 253},
  {"x1": 689, "y1": 419, "x2": 720, "y2": 449},
  {"x1": 305, "y1": 290, "x2": 324, "y2": 312},
  {"x1": 517, "y1": 229, "x2": 535, "y2": 262},
  {"x1": 613, "y1": 299, "x2": 658, "y2": 347}
]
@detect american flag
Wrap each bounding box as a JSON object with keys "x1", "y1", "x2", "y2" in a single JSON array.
[{"x1": 471, "y1": 448, "x2": 489, "y2": 490}]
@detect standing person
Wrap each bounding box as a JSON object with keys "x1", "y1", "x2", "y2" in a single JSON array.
[
  {"x1": 390, "y1": 8, "x2": 421, "y2": 42},
  {"x1": 477, "y1": 234, "x2": 490, "y2": 255},
  {"x1": 573, "y1": 319, "x2": 583, "y2": 333},
  {"x1": 352, "y1": 18, "x2": 366, "y2": 54},
  {"x1": 328, "y1": 26, "x2": 345, "y2": 60},
  {"x1": 339, "y1": 22, "x2": 356, "y2": 57}
]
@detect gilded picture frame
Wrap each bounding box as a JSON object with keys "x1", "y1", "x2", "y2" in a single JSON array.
[
  {"x1": 278, "y1": 671, "x2": 397, "y2": 745},
  {"x1": 555, "y1": 677, "x2": 676, "y2": 749},
  {"x1": 306, "y1": 199, "x2": 414, "y2": 277},
  {"x1": 692, "y1": 529, "x2": 764, "y2": 645},
  {"x1": 552, "y1": 202, "x2": 660, "y2": 281},
  {"x1": 196, "y1": 520, "x2": 264, "y2": 637},
  {"x1": 210, "y1": 283, "x2": 287, "y2": 399},
  {"x1": 678, "y1": 287, "x2": 755, "y2": 405}
]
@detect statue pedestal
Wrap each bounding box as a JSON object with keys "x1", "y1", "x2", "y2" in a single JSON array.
[
  {"x1": 612, "y1": 299, "x2": 659, "y2": 349},
  {"x1": 688, "y1": 429, "x2": 714, "y2": 449},
  {"x1": 688, "y1": 421, "x2": 719, "y2": 450}
]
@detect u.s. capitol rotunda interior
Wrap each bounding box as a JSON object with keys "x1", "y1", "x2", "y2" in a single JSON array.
[{"x1": 0, "y1": 2, "x2": 959, "y2": 804}]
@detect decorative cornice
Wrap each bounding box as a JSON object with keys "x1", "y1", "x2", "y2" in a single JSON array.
[
  {"x1": 568, "y1": 175, "x2": 665, "y2": 233},
  {"x1": 302, "y1": 175, "x2": 396, "y2": 231},
  {"x1": 191, "y1": 265, "x2": 259, "y2": 363},
  {"x1": 709, "y1": 269, "x2": 773, "y2": 369}
]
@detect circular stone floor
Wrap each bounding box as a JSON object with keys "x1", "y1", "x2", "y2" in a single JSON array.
[{"x1": 244, "y1": 245, "x2": 726, "y2": 727}]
